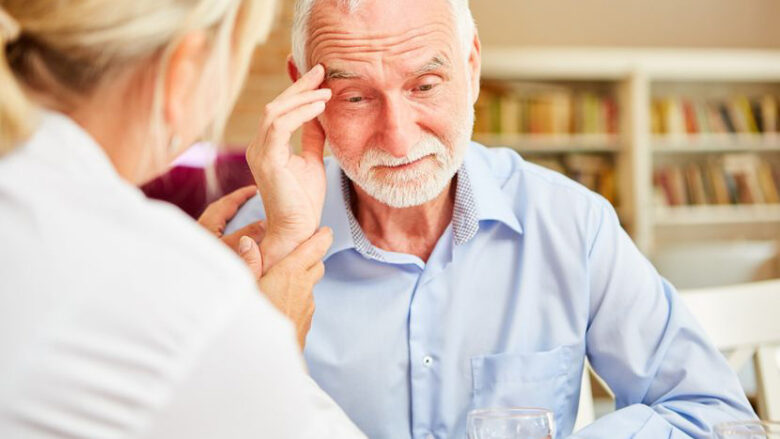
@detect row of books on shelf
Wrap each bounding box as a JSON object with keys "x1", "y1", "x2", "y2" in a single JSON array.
[
  {"x1": 651, "y1": 95, "x2": 778, "y2": 136},
  {"x1": 528, "y1": 154, "x2": 617, "y2": 205},
  {"x1": 475, "y1": 89, "x2": 619, "y2": 136},
  {"x1": 653, "y1": 154, "x2": 780, "y2": 207}
]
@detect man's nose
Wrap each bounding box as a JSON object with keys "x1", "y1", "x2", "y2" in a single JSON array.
[{"x1": 378, "y1": 95, "x2": 418, "y2": 158}]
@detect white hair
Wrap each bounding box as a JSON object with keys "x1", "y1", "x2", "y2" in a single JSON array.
[{"x1": 291, "y1": 0, "x2": 475, "y2": 72}]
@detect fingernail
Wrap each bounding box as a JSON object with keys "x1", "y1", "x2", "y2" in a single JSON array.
[
  {"x1": 321, "y1": 226, "x2": 333, "y2": 236},
  {"x1": 239, "y1": 236, "x2": 253, "y2": 254},
  {"x1": 308, "y1": 64, "x2": 323, "y2": 75}
]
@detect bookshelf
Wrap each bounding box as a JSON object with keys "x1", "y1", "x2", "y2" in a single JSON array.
[{"x1": 479, "y1": 48, "x2": 780, "y2": 260}]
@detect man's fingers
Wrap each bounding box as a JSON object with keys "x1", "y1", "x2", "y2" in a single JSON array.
[
  {"x1": 263, "y1": 101, "x2": 327, "y2": 159},
  {"x1": 307, "y1": 261, "x2": 326, "y2": 283},
  {"x1": 276, "y1": 64, "x2": 326, "y2": 100},
  {"x1": 261, "y1": 88, "x2": 331, "y2": 132},
  {"x1": 280, "y1": 227, "x2": 334, "y2": 271},
  {"x1": 239, "y1": 236, "x2": 263, "y2": 280}
]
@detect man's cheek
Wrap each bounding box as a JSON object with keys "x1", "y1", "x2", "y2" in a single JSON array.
[{"x1": 323, "y1": 135, "x2": 354, "y2": 164}]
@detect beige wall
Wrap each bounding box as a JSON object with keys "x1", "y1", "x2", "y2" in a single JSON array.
[
  {"x1": 472, "y1": 0, "x2": 780, "y2": 49},
  {"x1": 224, "y1": 0, "x2": 780, "y2": 145},
  {"x1": 223, "y1": 1, "x2": 294, "y2": 145}
]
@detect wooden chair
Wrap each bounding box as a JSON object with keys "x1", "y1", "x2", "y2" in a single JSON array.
[{"x1": 574, "y1": 279, "x2": 780, "y2": 431}]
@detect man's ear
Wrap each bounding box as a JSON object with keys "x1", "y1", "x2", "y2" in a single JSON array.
[
  {"x1": 287, "y1": 54, "x2": 302, "y2": 82},
  {"x1": 467, "y1": 30, "x2": 482, "y2": 106}
]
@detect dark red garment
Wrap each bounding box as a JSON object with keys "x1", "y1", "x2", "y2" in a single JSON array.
[{"x1": 141, "y1": 151, "x2": 253, "y2": 219}]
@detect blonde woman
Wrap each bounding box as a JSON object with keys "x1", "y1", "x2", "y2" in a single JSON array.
[{"x1": 0, "y1": 0, "x2": 364, "y2": 438}]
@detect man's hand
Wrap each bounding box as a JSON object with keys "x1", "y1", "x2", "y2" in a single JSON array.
[
  {"x1": 246, "y1": 64, "x2": 331, "y2": 272},
  {"x1": 197, "y1": 185, "x2": 265, "y2": 253},
  {"x1": 237, "y1": 228, "x2": 333, "y2": 350}
]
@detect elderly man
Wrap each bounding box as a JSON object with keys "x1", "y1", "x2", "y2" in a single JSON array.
[{"x1": 227, "y1": 0, "x2": 756, "y2": 438}]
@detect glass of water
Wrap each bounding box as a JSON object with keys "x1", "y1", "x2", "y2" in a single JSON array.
[
  {"x1": 467, "y1": 407, "x2": 555, "y2": 439},
  {"x1": 715, "y1": 421, "x2": 780, "y2": 439}
]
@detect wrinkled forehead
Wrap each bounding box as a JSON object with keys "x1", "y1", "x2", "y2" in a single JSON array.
[{"x1": 306, "y1": 0, "x2": 459, "y2": 73}]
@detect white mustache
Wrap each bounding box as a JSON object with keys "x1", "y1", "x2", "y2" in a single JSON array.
[{"x1": 360, "y1": 135, "x2": 447, "y2": 169}]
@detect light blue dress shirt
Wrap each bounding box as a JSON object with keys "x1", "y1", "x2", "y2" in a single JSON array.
[{"x1": 226, "y1": 143, "x2": 756, "y2": 439}]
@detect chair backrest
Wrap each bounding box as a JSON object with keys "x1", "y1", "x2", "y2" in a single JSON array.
[
  {"x1": 682, "y1": 279, "x2": 780, "y2": 351},
  {"x1": 574, "y1": 279, "x2": 780, "y2": 432},
  {"x1": 681, "y1": 279, "x2": 780, "y2": 421}
]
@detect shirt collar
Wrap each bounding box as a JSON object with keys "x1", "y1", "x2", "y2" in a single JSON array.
[
  {"x1": 320, "y1": 143, "x2": 523, "y2": 261},
  {"x1": 461, "y1": 142, "x2": 523, "y2": 236}
]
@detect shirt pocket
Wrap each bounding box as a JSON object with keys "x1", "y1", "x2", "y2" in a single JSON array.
[{"x1": 470, "y1": 343, "x2": 581, "y2": 428}]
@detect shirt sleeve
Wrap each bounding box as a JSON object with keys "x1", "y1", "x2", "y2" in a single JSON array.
[
  {"x1": 571, "y1": 198, "x2": 757, "y2": 439},
  {"x1": 138, "y1": 293, "x2": 366, "y2": 439}
]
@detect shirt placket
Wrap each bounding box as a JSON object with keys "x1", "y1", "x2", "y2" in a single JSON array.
[{"x1": 408, "y1": 269, "x2": 440, "y2": 439}]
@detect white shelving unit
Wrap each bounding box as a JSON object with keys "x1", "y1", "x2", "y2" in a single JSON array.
[
  {"x1": 652, "y1": 134, "x2": 780, "y2": 154},
  {"x1": 472, "y1": 133, "x2": 620, "y2": 154},
  {"x1": 655, "y1": 205, "x2": 780, "y2": 226},
  {"x1": 480, "y1": 47, "x2": 780, "y2": 257}
]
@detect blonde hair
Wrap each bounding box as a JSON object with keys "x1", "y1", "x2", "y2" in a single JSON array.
[{"x1": 0, "y1": 0, "x2": 276, "y2": 156}]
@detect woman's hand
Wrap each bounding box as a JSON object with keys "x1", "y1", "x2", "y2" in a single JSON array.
[
  {"x1": 237, "y1": 228, "x2": 333, "y2": 350},
  {"x1": 246, "y1": 64, "x2": 331, "y2": 271},
  {"x1": 197, "y1": 185, "x2": 265, "y2": 253},
  {"x1": 199, "y1": 186, "x2": 333, "y2": 350}
]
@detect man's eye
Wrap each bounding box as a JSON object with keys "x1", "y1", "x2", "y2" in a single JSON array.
[
  {"x1": 418, "y1": 84, "x2": 435, "y2": 92},
  {"x1": 347, "y1": 96, "x2": 364, "y2": 103}
]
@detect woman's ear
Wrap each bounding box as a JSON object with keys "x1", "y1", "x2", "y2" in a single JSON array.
[{"x1": 164, "y1": 31, "x2": 209, "y2": 142}]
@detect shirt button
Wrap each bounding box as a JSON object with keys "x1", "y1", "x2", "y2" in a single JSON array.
[{"x1": 423, "y1": 356, "x2": 434, "y2": 367}]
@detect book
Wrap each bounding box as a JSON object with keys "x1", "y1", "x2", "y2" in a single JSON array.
[
  {"x1": 762, "y1": 95, "x2": 778, "y2": 133},
  {"x1": 654, "y1": 169, "x2": 675, "y2": 207},
  {"x1": 500, "y1": 95, "x2": 521, "y2": 135},
  {"x1": 651, "y1": 95, "x2": 779, "y2": 136},
  {"x1": 654, "y1": 156, "x2": 780, "y2": 207},
  {"x1": 527, "y1": 154, "x2": 617, "y2": 203},
  {"x1": 685, "y1": 163, "x2": 708, "y2": 205},
  {"x1": 735, "y1": 96, "x2": 759, "y2": 133},
  {"x1": 722, "y1": 154, "x2": 764, "y2": 204},
  {"x1": 757, "y1": 162, "x2": 780, "y2": 204},
  {"x1": 474, "y1": 85, "x2": 619, "y2": 137},
  {"x1": 720, "y1": 103, "x2": 737, "y2": 133},
  {"x1": 668, "y1": 166, "x2": 689, "y2": 206},
  {"x1": 682, "y1": 100, "x2": 699, "y2": 135},
  {"x1": 706, "y1": 161, "x2": 732, "y2": 205}
]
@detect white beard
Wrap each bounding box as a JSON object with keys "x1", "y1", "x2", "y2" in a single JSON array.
[{"x1": 327, "y1": 105, "x2": 474, "y2": 208}]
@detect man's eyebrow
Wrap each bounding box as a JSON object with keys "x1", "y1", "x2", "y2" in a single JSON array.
[
  {"x1": 325, "y1": 68, "x2": 364, "y2": 81},
  {"x1": 413, "y1": 56, "x2": 451, "y2": 76}
]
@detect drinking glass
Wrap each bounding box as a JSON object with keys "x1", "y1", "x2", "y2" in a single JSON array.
[
  {"x1": 715, "y1": 420, "x2": 780, "y2": 439},
  {"x1": 467, "y1": 407, "x2": 555, "y2": 439}
]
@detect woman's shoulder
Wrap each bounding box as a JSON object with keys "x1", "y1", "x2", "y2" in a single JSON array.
[{"x1": 0, "y1": 154, "x2": 262, "y2": 316}]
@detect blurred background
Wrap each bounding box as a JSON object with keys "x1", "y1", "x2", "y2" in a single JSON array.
[{"x1": 140, "y1": 0, "x2": 780, "y2": 421}]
